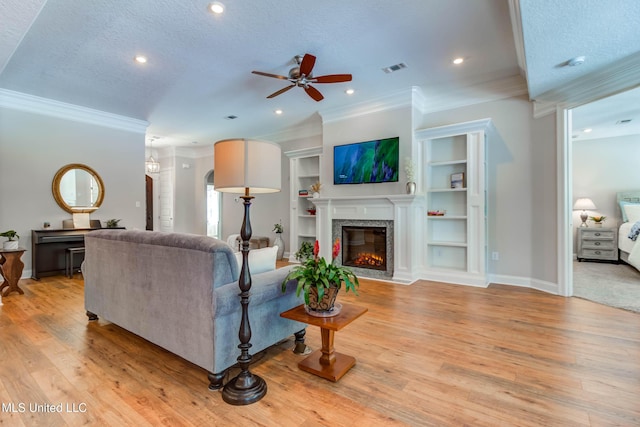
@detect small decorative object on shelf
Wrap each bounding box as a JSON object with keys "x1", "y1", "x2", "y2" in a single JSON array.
[
  {"x1": 282, "y1": 239, "x2": 359, "y2": 317},
  {"x1": 450, "y1": 172, "x2": 464, "y2": 189},
  {"x1": 298, "y1": 189, "x2": 309, "y2": 197},
  {"x1": 310, "y1": 181, "x2": 322, "y2": 198},
  {"x1": 307, "y1": 208, "x2": 316, "y2": 215},
  {"x1": 427, "y1": 210, "x2": 446, "y2": 216},
  {"x1": 404, "y1": 157, "x2": 416, "y2": 194},
  {"x1": 589, "y1": 215, "x2": 606, "y2": 228},
  {"x1": 0, "y1": 230, "x2": 19, "y2": 250}
]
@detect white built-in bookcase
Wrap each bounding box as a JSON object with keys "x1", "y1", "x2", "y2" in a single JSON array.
[
  {"x1": 416, "y1": 119, "x2": 495, "y2": 286},
  {"x1": 285, "y1": 147, "x2": 322, "y2": 262}
]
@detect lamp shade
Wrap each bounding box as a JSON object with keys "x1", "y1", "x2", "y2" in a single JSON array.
[
  {"x1": 573, "y1": 198, "x2": 596, "y2": 210},
  {"x1": 213, "y1": 139, "x2": 281, "y2": 194}
]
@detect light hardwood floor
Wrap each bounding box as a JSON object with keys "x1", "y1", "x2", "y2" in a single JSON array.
[{"x1": 1, "y1": 274, "x2": 639, "y2": 426}]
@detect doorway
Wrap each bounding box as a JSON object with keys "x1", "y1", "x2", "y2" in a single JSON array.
[
  {"x1": 145, "y1": 175, "x2": 153, "y2": 230},
  {"x1": 205, "y1": 170, "x2": 221, "y2": 239}
]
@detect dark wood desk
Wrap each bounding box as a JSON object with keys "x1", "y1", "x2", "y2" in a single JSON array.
[
  {"x1": 0, "y1": 247, "x2": 26, "y2": 296},
  {"x1": 280, "y1": 303, "x2": 368, "y2": 382},
  {"x1": 31, "y1": 228, "x2": 97, "y2": 279}
]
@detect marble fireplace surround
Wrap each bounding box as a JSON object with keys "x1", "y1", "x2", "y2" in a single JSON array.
[
  {"x1": 333, "y1": 219, "x2": 394, "y2": 281},
  {"x1": 311, "y1": 194, "x2": 423, "y2": 284}
]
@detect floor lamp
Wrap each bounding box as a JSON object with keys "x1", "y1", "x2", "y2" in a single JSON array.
[{"x1": 213, "y1": 138, "x2": 281, "y2": 405}]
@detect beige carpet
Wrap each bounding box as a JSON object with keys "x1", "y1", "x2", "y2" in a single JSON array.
[{"x1": 573, "y1": 260, "x2": 640, "y2": 313}]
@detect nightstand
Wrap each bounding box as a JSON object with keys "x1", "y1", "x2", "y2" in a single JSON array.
[{"x1": 577, "y1": 227, "x2": 618, "y2": 262}]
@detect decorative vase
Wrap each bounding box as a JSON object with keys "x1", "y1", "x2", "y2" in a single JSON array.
[
  {"x1": 274, "y1": 233, "x2": 285, "y2": 260},
  {"x1": 305, "y1": 284, "x2": 341, "y2": 317},
  {"x1": 406, "y1": 181, "x2": 416, "y2": 195},
  {"x1": 594, "y1": 222, "x2": 603, "y2": 228},
  {"x1": 3, "y1": 240, "x2": 18, "y2": 250},
  {"x1": 312, "y1": 192, "x2": 320, "y2": 198}
]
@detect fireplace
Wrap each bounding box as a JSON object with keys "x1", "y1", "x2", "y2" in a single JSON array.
[
  {"x1": 342, "y1": 226, "x2": 387, "y2": 271},
  {"x1": 332, "y1": 219, "x2": 394, "y2": 280}
]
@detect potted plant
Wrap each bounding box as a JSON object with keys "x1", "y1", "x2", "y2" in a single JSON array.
[
  {"x1": 589, "y1": 215, "x2": 606, "y2": 227},
  {"x1": 294, "y1": 241, "x2": 314, "y2": 262},
  {"x1": 282, "y1": 239, "x2": 359, "y2": 316},
  {"x1": 272, "y1": 220, "x2": 284, "y2": 260},
  {"x1": 106, "y1": 219, "x2": 121, "y2": 228},
  {"x1": 0, "y1": 230, "x2": 20, "y2": 250}
]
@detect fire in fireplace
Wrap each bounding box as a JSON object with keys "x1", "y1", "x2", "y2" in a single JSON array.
[{"x1": 342, "y1": 226, "x2": 387, "y2": 271}]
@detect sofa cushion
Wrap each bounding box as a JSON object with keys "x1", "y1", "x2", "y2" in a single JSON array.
[{"x1": 234, "y1": 246, "x2": 277, "y2": 275}]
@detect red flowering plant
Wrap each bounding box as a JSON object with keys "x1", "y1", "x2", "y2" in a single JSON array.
[{"x1": 282, "y1": 238, "x2": 359, "y2": 305}]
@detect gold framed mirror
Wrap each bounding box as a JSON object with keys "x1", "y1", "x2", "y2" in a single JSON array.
[{"x1": 52, "y1": 163, "x2": 105, "y2": 213}]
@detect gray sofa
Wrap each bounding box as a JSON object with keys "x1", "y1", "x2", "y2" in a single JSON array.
[{"x1": 82, "y1": 229, "x2": 306, "y2": 389}]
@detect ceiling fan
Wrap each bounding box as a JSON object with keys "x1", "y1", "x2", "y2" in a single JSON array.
[{"x1": 252, "y1": 53, "x2": 352, "y2": 102}]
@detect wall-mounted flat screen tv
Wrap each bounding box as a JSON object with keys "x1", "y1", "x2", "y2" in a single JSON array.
[{"x1": 334, "y1": 137, "x2": 399, "y2": 184}]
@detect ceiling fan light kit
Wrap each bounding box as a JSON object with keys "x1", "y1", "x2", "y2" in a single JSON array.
[{"x1": 252, "y1": 53, "x2": 352, "y2": 102}]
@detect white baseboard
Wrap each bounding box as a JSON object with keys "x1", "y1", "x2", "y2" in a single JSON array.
[{"x1": 488, "y1": 273, "x2": 560, "y2": 295}]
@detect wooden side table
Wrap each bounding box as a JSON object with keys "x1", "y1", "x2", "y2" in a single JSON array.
[
  {"x1": 280, "y1": 303, "x2": 368, "y2": 382},
  {"x1": 0, "y1": 247, "x2": 27, "y2": 297}
]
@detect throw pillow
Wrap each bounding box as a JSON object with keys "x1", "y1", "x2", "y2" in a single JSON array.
[
  {"x1": 623, "y1": 203, "x2": 640, "y2": 223},
  {"x1": 234, "y1": 246, "x2": 277, "y2": 275}
]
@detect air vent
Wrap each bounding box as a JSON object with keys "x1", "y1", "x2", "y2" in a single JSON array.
[
  {"x1": 616, "y1": 119, "x2": 632, "y2": 124},
  {"x1": 224, "y1": 115, "x2": 238, "y2": 120},
  {"x1": 382, "y1": 63, "x2": 407, "y2": 73}
]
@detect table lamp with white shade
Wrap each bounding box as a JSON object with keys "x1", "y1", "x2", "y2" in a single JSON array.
[
  {"x1": 213, "y1": 138, "x2": 281, "y2": 405},
  {"x1": 573, "y1": 197, "x2": 597, "y2": 227}
]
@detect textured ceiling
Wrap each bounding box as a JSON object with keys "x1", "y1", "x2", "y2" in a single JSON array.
[{"x1": 0, "y1": 0, "x2": 638, "y2": 148}]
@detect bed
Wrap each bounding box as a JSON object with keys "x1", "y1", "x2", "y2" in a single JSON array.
[{"x1": 616, "y1": 191, "x2": 640, "y2": 268}]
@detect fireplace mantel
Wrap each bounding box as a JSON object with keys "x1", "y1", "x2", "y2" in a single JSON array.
[{"x1": 311, "y1": 194, "x2": 424, "y2": 284}]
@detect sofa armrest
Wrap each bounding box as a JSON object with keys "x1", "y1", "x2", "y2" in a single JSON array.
[{"x1": 214, "y1": 265, "x2": 298, "y2": 317}]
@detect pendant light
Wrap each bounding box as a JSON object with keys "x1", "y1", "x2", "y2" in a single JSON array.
[{"x1": 146, "y1": 138, "x2": 160, "y2": 173}]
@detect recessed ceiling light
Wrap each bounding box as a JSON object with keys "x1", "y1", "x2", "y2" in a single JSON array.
[
  {"x1": 274, "y1": 109, "x2": 283, "y2": 115},
  {"x1": 583, "y1": 128, "x2": 592, "y2": 133},
  {"x1": 452, "y1": 57, "x2": 464, "y2": 65},
  {"x1": 345, "y1": 88, "x2": 355, "y2": 95},
  {"x1": 208, "y1": 2, "x2": 224, "y2": 14},
  {"x1": 134, "y1": 55, "x2": 147, "y2": 64}
]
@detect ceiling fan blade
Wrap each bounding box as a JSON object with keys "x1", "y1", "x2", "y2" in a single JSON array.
[
  {"x1": 304, "y1": 85, "x2": 324, "y2": 102},
  {"x1": 299, "y1": 53, "x2": 316, "y2": 77},
  {"x1": 312, "y1": 74, "x2": 353, "y2": 83},
  {"x1": 267, "y1": 84, "x2": 295, "y2": 98},
  {"x1": 252, "y1": 70, "x2": 289, "y2": 80}
]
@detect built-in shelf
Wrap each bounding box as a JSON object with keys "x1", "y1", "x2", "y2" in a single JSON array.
[
  {"x1": 286, "y1": 147, "x2": 322, "y2": 262},
  {"x1": 417, "y1": 118, "x2": 496, "y2": 287}
]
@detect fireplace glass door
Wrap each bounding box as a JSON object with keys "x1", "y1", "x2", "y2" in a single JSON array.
[{"x1": 342, "y1": 226, "x2": 387, "y2": 271}]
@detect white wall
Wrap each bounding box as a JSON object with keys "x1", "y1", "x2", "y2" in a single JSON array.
[
  {"x1": 572, "y1": 134, "x2": 640, "y2": 237},
  {"x1": 0, "y1": 107, "x2": 146, "y2": 276},
  {"x1": 321, "y1": 106, "x2": 413, "y2": 198}
]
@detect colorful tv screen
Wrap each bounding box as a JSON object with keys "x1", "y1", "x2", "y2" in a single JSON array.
[{"x1": 333, "y1": 137, "x2": 399, "y2": 184}]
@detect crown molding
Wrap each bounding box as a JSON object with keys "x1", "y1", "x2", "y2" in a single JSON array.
[
  {"x1": 0, "y1": 88, "x2": 148, "y2": 133},
  {"x1": 254, "y1": 116, "x2": 322, "y2": 143},
  {"x1": 319, "y1": 87, "x2": 423, "y2": 124},
  {"x1": 508, "y1": 0, "x2": 528, "y2": 81},
  {"x1": 531, "y1": 51, "x2": 640, "y2": 118},
  {"x1": 421, "y1": 75, "x2": 529, "y2": 115}
]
